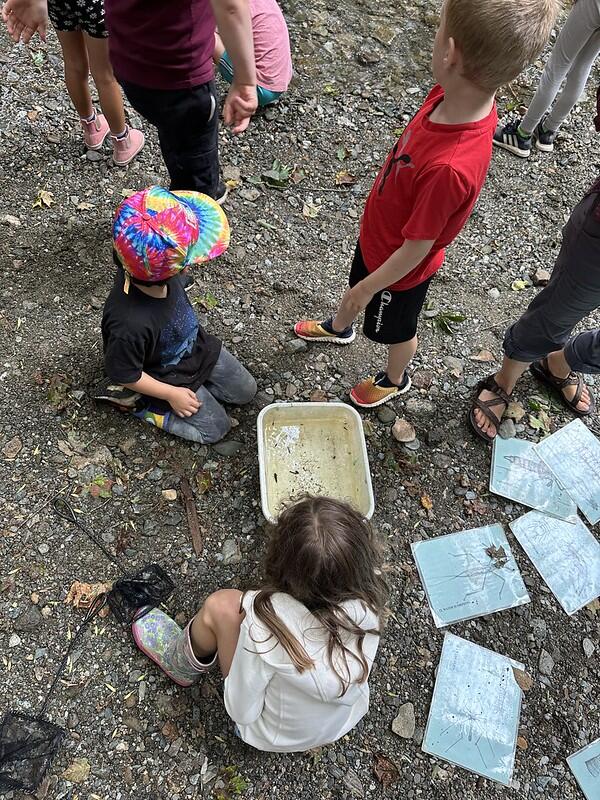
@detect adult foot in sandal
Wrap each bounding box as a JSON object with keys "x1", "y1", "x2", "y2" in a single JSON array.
[
  {"x1": 470, "y1": 374, "x2": 513, "y2": 441},
  {"x1": 531, "y1": 350, "x2": 594, "y2": 415}
]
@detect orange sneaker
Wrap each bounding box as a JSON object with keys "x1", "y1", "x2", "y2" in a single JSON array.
[
  {"x1": 349, "y1": 371, "x2": 411, "y2": 408},
  {"x1": 294, "y1": 317, "x2": 355, "y2": 344}
]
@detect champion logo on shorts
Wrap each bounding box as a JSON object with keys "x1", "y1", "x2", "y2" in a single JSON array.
[{"x1": 374, "y1": 290, "x2": 393, "y2": 333}]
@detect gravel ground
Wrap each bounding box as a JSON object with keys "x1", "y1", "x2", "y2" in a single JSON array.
[{"x1": 1, "y1": 1, "x2": 600, "y2": 798}]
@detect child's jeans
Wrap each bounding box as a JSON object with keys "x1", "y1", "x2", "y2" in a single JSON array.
[
  {"x1": 119, "y1": 79, "x2": 220, "y2": 198},
  {"x1": 134, "y1": 348, "x2": 257, "y2": 444},
  {"x1": 503, "y1": 184, "x2": 600, "y2": 373},
  {"x1": 218, "y1": 52, "x2": 282, "y2": 107}
]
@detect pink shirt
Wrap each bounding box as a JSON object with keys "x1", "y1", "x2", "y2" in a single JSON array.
[{"x1": 251, "y1": 0, "x2": 293, "y2": 92}]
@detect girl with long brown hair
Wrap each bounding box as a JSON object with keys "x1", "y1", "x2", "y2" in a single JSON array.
[{"x1": 132, "y1": 496, "x2": 388, "y2": 752}]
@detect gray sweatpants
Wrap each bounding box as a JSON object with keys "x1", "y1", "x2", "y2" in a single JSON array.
[
  {"x1": 522, "y1": 0, "x2": 600, "y2": 133},
  {"x1": 503, "y1": 187, "x2": 600, "y2": 373}
]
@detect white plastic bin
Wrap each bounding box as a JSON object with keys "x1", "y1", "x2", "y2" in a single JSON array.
[{"x1": 257, "y1": 402, "x2": 375, "y2": 523}]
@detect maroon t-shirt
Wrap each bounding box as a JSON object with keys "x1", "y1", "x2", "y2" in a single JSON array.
[{"x1": 104, "y1": 0, "x2": 216, "y2": 90}]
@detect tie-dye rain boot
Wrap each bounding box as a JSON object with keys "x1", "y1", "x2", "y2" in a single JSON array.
[{"x1": 132, "y1": 608, "x2": 217, "y2": 687}]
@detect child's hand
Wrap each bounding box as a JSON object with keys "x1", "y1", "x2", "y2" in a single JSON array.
[
  {"x1": 340, "y1": 283, "x2": 374, "y2": 317},
  {"x1": 1, "y1": 0, "x2": 47, "y2": 42},
  {"x1": 168, "y1": 387, "x2": 202, "y2": 417},
  {"x1": 223, "y1": 83, "x2": 258, "y2": 134}
]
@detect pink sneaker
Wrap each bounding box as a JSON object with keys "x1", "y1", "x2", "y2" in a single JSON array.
[
  {"x1": 80, "y1": 113, "x2": 110, "y2": 150},
  {"x1": 112, "y1": 126, "x2": 145, "y2": 166}
]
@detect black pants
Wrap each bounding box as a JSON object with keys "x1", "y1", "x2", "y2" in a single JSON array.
[{"x1": 120, "y1": 80, "x2": 220, "y2": 198}]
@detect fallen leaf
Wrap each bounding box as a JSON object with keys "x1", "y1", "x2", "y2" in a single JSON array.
[
  {"x1": 48, "y1": 373, "x2": 71, "y2": 412},
  {"x1": 27, "y1": 109, "x2": 39, "y2": 122},
  {"x1": 511, "y1": 279, "x2": 530, "y2": 292},
  {"x1": 161, "y1": 720, "x2": 179, "y2": 741},
  {"x1": 32, "y1": 189, "x2": 55, "y2": 209},
  {"x1": 77, "y1": 201, "x2": 93, "y2": 211},
  {"x1": 517, "y1": 736, "x2": 528, "y2": 750},
  {"x1": 373, "y1": 753, "x2": 399, "y2": 789},
  {"x1": 506, "y1": 400, "x2": 526, "y2": 422},
  {"x1": 302, "y1": 198, "x2": 321, "y2": 218},
  {"x1": 65, "y1": 581, "x2": 111, "y2": 616},
  {"x1": 512, "y1": 667, "x2": 534, "y2": 692},
  {"x1": 62, "y1": 757, "x2": 91, "y2": 784},
  {"x1": 196, "y1": 470, "x2": 213, "y2": 495},
  {"x1": 420, "y1": 494, "x2": 433, "y2": 511},
  {"x1": 586, "y1": 598, "x2": 600, "y2": 618},
  {"x1": 2, "y1": 436, "x2": 22, "y2": 460},
  {"x1": 336, "y1": 145, "x2": 348, "y2": 161},
  {"x1": 434, "y1": 310, "x2": 466, "y2": 335},
  {"x1": 30, "y1": 50, "x2": 45, "y2": 68},
  {"x1": 485, "y1": 545, "x2": 508, "y2": 568},
  {"x1": 87, "y1": 476, "x2": 114, "y2": 499},
  {"x1": 471, "y1": 349, "x2": 495, "y2": 362},
  {"x1": 335, "y1": 169, "x2": 357, "y2": 186},
  {"x1": 392, "y1": 418, "x2": 416, "y2": 443},
  {"x1": 261, "y1": 159, "x2": 292, "y2": 188},
  {"x1": 290, "y1": 166, "x2": 306, "y2": 184},
  {"x1": 225, "y1": 178, "x2": 239, "y2": 189}
]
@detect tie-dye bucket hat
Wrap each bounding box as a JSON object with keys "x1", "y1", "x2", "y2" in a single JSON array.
[{"x1": 113, "y1": 186, "x2": 229, "y2": 283}]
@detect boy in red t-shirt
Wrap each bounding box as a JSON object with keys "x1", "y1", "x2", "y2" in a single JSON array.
[{"x1": 295, "y1": 0, "x2": 558, "y2": 408}]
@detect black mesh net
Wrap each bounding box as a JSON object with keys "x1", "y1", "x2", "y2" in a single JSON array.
[
  {"x1": 107, "y1": 563, "x2": 175, "y2": 625},
  {"x1": 0, "y1": 712, "x2": 65, "y2": 792}
]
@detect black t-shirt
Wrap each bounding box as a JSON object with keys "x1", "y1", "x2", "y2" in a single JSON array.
[{"x1": 102, "y1": 269, "x2": 221, "y2": 398}]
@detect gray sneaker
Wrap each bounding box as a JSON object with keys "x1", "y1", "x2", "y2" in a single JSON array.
[{"x1": 534, "y1": 117, "x2": 557, "y2": 153}]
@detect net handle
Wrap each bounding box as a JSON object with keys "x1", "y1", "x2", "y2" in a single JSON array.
[
  {"x1": 52, "y1": 497, "x2": 123, "y2": 569},
  {"x1": 37, "y1": 594, "x2": 107, "y2": 719}
]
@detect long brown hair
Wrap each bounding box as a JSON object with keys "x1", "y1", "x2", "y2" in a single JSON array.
[{"x1": 250, "y1": 496, "x2": 388, "y2": 695}]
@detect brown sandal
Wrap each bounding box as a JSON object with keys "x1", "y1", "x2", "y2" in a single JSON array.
[
  {"x1": 469, "y1": 374, "x2": 512, "y2": 443},
  {"x1": 530, "y1": 359, "x2": 595, "y2": 417}
]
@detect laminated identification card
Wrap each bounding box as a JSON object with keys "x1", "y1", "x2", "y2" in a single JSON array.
[
  {"x1": 535, "y1": 419, "x2": 600, "y2": 525},
  {"x1": 510, "y1": 511, "x2": 600, "y2": 615},
  {"x1": 567, "y1": 738, "x2": 600, "y2": 800},
  {"x1": 490, "y1": 436, "x2": 577, "y2": 521},
  {"x1": 411, "y1": 524, "x2": 530, "y2": 627},
  {"x1": 423, "y1": 634, "x2": 524, "y2": 785}
]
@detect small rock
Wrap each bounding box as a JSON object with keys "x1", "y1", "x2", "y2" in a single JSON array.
[
  {"x1": 405, "y1": 397, "x2": 434, "y2": 416},
  {"x1": 376, "y1": 405, "x2": 396, "y2": 424},
  {"x1": 532, "y1": 267, "x2": 551, "y2": 286},
  {"x1": 254, "y1": 391, "x2": 272, "y2": 410},
  {"x1": 539, "y1": 649, "x2": 554, "y2": 676},
  {"x1": 404, "y1": 438, "x2": 421, "y2": 451},
  {"x1": 583, "y1": 638, "x2": 595, "y2": 658},
  {"x1": 498, "y1": 419, "x2": 516, "y2": 439},
  {"x1": 442, "y1": 356, "x2": 464, "y2": 373},
  {"x1": 90, "y1": 295, "x2": 102, "y2": 310},
  {"x1": 38, "y1": 543, "x2": 49, "y2": 555},
  {"x1": 426, "y1": 427, "x2": 445, "y2": 446},
  {"x1": 487, "y1": 287, "x2": 500, "y2": 300},
  {"x1": 356, "y1": 42, "x2": 382, "y2": 65},
  {"x1": 2, "y1": 436, "x2": 22, "y2": 460},
  {"x1": 391, "y1": 417, "x2": 416, "y2": 443},
  {"x1": 310, "y1": 389, "x2": 328, "y2": 402},
  {"x1": 8, "y1": 634, "x2": 22, "y2": 648},
  {"x1": 392, "y1": 702, "x2": 415, "y2": 739},
  {"x1": 221, "y1": 539, "x2": 242, "y2": 565},
  {"x1": 212, "y1": 440, "x2": 242, "y2": 456},
  {"x1": 14, "y1": 605, "x2": 43, "y2": 632},
  {"x1": 284, "y1": 339, "x2": 307, "y2": 354},
  {"x1": 162, "y1": 489, "x2": 177, "y2": 502},
  {"x1": 86, "y1": 149, "x2": 103, "y2": 162},
  {"x1": 343, "y1": 768, "x2": 364, "y2": 798},
  {"x1": 222, "y1": 164, "x2": 241, "y2": 182}
]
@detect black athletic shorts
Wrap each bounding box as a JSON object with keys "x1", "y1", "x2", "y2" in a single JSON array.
[
  {"x1": 349, "y1": 242, "x2": 432, "y2": 345},
  {"x1": 48, "y1": 0, "x2": 107, "y2": 37}
]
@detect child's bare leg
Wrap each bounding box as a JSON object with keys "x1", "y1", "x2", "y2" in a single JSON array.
[
  {"x1": 213, "y1": 31, "x2": 225, "y2": 63},
  {"x1": 56, "y1": 30, "x2": 94, "y2": 118},
  {"x1": 332, "y1": 289, "x2": 360, "y2": 332},
  {"x1": 190, "y1": 589, "x2": 244, "y2": 677},
  {"x1": 386, "y1": 337, "x2": 417, "y2": 384},
  {"x1": 85, "y1": 34, "x2": 127, "y2": 134}
]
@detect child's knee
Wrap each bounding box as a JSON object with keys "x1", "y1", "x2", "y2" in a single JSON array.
[
  {"x1": 202, "y1": 589, "x2": 242, "y2": 626},
  {"x1": 201, "y1": 409, "x2": 232, "y2": 444},
  {"x1": 235, "y1": 374, "x2": 257, "y2": 405}
]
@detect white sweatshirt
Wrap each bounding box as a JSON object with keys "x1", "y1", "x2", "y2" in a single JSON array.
[{"x1": 223, "y1": 590, "x2": 381, "y2": 752}]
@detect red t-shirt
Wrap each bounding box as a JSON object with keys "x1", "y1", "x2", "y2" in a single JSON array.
[
  {"x1": 359, "y1": 85, "x2": 497, "y2": 291},
  {"x1": 104, "y1": 0, "x2": 216, "y2": 90}
]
